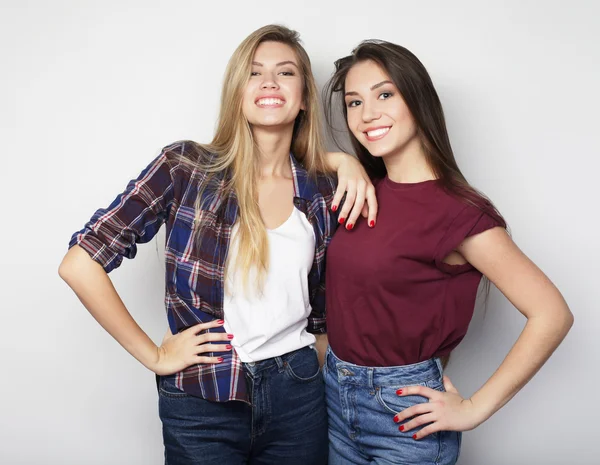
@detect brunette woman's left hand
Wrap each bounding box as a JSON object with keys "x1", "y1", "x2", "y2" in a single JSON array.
[
  {"x1": 329, "y1": 152, "x2": 378, "y2": 230},
  {"x1": 392, "y1": 376, "x2": 486, "y2": 439}
]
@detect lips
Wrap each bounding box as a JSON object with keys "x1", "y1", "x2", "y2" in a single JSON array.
[{"x1": 363, "y1": 126, "x2": 391, "y2": 141}]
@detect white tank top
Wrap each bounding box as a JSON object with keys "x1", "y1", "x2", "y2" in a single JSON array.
[{"x1": 223, "y1": 207, "x2": 316, "y2": 362}]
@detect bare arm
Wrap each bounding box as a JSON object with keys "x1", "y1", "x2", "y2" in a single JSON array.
[
  {"x1": 457, "y1": 228, "x2": 573, "y2": 419},
  {"x1": 314, "y1": 333, "x2": 329, "y2": 368},
  {"x1": 59, "y1": 245, "x2": 229, "y2": 375},
  {"x1": 395, "y1": 228, "x2": 573, "y2": 438}
]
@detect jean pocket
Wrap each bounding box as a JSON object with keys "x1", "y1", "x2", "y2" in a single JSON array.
[
  {"x1": 375, "y1": 383, "x2": 428, "y2": 415},
  {"x1": 158, "y1": 378, "x2": 190, "y2": 398},
  {"x1": 375, "y1": 376, "x2": 444, "y2": 415},
  {"x1": 284, "y1": 348, "x2": 322, "y2": 383}
]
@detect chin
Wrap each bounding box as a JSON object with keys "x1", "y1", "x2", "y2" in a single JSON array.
[{"x1": 363, "y1": 145, "x2": 392, "y2": 158}]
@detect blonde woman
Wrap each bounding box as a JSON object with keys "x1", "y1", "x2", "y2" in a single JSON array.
[{"x1": 58, "y1": 25, "x2": 373, "y2": 464}]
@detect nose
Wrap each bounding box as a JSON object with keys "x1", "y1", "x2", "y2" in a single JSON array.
[
  {"x1": 261, "y1": 72, "x2": 279, "y2": 90},
  {"x1": 361, "y1": 100, "x2": 381, "y2": 123}
]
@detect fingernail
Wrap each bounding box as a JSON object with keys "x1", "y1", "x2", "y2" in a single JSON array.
[
  {"x1": 369, "y1": 220, "x2": 375, "y2": 227},
  {"x1": 346, "y1": 223, "x2": 354, "y2": 230},
  {"x1": 412, "y1": 434, "x2": 417, "y2": 440},
  {"x1": 217, "y1": 357, "x2": 224, "y2": 362},
  {"x1": 339, "y1": 217, "x2": 345, "y2": 224},
  {"x1": 393, "y1": 416, "x2": 400, "y2": 424},
  {"x1": 396, "y1": 389, "x2": 403, "y2": 395},
  {"x1": 332, "y1": 205, "x2": 338, "y2": 212},
  {"x1": 226, "y1": 344, "x2": 232, "y2": 350},
  {"x1": 217, "y1": 319, "x2": 224, "y2": 324},
  {"x1": 399, "y1": 425, "x2": 405, "y2": 431},
  {"x1": 227, "y1": 334, "x2": 234, "y2": 340}
]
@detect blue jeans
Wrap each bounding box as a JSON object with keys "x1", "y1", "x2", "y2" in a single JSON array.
[
  {"x1": 324, "y1": 346, "x2": 461, "y2": 465},
  {"x1": 158, "y1": 346, "x2": 328, "y2": 465}
]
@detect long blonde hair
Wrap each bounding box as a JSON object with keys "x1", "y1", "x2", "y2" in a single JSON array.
[{"x1": 186, "y1": 24, "x2": 330, "y2": 288}]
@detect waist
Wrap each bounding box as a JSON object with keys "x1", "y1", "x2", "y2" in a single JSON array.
[
  {"x1": 243, "y1": 345, "x2": 315, "y2": 375},
  {"x1": 325, "y1": 346, "x2": 443, "y2": 387}
]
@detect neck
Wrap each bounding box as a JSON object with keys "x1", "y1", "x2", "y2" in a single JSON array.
[
  {"x1": 383, "y1": 136, "x2": 436, "y2": 183},
  {"x1": 253, "y1": 124, "x2": 294, "y2": 177}
]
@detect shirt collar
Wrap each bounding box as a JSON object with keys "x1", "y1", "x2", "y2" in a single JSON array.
[
  {"x1": 289, "y1": 152, "x2": 321, "y2": 202},
  {"x1": 219, "y1": 153, "x2": 322, "y2": 223}
]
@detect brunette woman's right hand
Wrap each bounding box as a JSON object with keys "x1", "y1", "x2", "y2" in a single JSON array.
[{"x1": 151, "y1": 320, "x2": 233, "y2": 376}]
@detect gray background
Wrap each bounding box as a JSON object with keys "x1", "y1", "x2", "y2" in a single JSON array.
[{"x1": 1, "y1": 0, "x2": 597, "y2": 463}]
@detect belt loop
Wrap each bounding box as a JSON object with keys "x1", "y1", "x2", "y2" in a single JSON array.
[
  {"x1": 275, "y1": 356, "x2": 285, "y2": 372},
  {"x1": 326, "y1": 345, "x2": 335, "y2": 370},
  {"x1": 434, "y1": 357, "x2": 444, "y2": 377},
  {"x1": 368, "y1": 368, "x2": 374, "y2": 389}
]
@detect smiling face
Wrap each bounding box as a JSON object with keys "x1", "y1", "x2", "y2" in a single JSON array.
[
  {"x1": 344, "y1": 59, "x2": 419, "y2": 159},
  {"x1": 242, "y1": 41, "x2": 305, "y2": 130}
]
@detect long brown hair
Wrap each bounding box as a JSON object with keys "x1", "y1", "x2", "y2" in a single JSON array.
[{"x1": 324, "y1": 39, "x2": 505, "y2": 226}]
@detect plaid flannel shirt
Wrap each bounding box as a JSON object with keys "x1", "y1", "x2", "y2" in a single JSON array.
[{"x1": 69, "y1": 140, "x2": 337, "y2": 403}]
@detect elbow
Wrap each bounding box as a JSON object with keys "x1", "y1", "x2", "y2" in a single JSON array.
[
  {"x1": 58, "y1": 245, "x2": 95, "y2": 286},
  {"x1": 58, "y1": 252, "x2": 76, "y2": 285},
  {"x1": 563, "y1": 308, "x2": 574, "y2": 332},
  {"x1": 554, "y1": 306, "x2": 574, "y2": 340}
]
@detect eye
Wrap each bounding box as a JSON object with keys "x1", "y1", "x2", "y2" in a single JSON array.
[
  {"x1": 279, "y1": 70, "x2": 295, "y2": 76},
  {"x1": 378, "y1": 91, "x2": 393, "y2": 100},
  {"x1": 251, "y1": 71, "x2": 260, "y2": 76},
  {"x1": 347, "y1": 100, "x2": 362, "y2": 108}
]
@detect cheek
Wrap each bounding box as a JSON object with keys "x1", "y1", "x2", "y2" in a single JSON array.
[
  {"x1": 290, "y1": 82, "x2": 304, "y2": 107},
  {"x1": 396, "y1": 105, "x2": 415, "y2": 127}
]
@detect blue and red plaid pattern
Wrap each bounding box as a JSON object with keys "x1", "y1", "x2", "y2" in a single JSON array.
[{"x1": 70, "y1": 140, "x2": 337, "y2": 402}]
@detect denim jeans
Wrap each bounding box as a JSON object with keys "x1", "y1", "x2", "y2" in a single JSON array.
[
  {"x1": 324, "y1": 346, "x2": 461, "y2": 465},
  {"x1": 158, "y1": 345, "x2": 328, "y2": 465}
]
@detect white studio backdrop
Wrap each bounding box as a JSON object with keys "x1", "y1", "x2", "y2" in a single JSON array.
[{"x1": 1, "y1": 1, "x2": 598, "y2": 464}]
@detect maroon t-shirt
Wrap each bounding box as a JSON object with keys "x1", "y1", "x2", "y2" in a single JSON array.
[{"x1": 326, "y1": 176, "x2": 504, "y2": 367}]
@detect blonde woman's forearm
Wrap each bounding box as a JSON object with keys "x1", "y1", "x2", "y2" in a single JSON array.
[{"x1": 59, "y1": 245, "x2": 160, "y2": 371}]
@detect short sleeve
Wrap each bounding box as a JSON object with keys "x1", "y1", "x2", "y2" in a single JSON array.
[
  {"x1": 434, "y1": 205, "x2": 505, "y2": 274},
  {"x1": 69, "y1": 147, "x2": 178, "y2": 273}
]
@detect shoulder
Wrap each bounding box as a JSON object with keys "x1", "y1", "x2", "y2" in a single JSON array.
[
  {"x1": 159, "y1": 140, "x2": 223, "y2": 185},
  {"x1": 432, "y1": 183, "x2": 504, "y2": 226},
  {"x1": 290, "y1": 153, "x2": 336, "y2": 204},
  {"x1": 160, "y1": 140, "x2": 214, "y2": 167},
  {"x1": 435, "y1": 185, "x2": 507, "y2": 251},
  {"x1": 314, "y1": 171, "x2": 337, "y2": 201}
]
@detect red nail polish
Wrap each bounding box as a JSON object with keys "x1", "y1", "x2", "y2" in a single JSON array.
[
  {"x1": 217, "y1": 319, "x2": 224, "y2": 324},
  {"x1": 217, "y1": 357, "x2": 224, "y2": 362},
  {"x1": 412, "y1": 434, "x2": 417, "y2": 440},
  {"x1": 399, "y1": 425, "x2": 405, "y2": 431},
  {"x1": 393, "y1": 417, "x2": 400, "y2": 424},
  {"x1": 339, "y1": 217, "x2": 346, "y2": 224},
  {"x1": 332, "y1": 205, "x2": 338, "y2": 212},
  {"x1": 227, "y1": 334, "x2": 234, "y2": 340},
  {"x1": 396, "y1": 389, "x2": 403, "y2": 395},
  {"x1": 347, "y1": 223, "x2": 353, "y2": 230},
  {"x1": 369, "y1": 220, "x2": 375, "y2": 227},
  {"x1": 226, "y1": 344, "x2": 232, "y2": 350}
]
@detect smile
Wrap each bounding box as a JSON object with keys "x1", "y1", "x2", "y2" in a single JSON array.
[
  {"x1": 256, "y1": 98, "x2": 285, "y2": 107},
  {"x1": 364, "y1": 126, "x2": 391, "y2": 141}
]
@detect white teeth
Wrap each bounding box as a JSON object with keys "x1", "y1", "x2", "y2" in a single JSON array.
[
  {"x1": 366, "y1": 127, "x2": 390, "y2": 137},
  {"x1": 257, "y1": 98, "x2": 284, "y2": 106}
]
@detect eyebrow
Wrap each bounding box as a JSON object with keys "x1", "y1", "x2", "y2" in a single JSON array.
[
  {"x1": 251, "y1": 60, "x2": 299, "y2": 68},
  {"x1": 344, "y1": 80, "x2": 394, "y2": 97}
]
